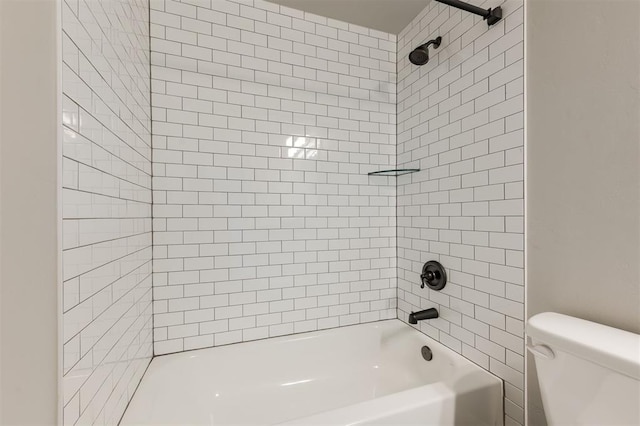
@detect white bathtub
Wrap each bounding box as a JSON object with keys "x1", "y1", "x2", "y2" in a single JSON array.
[{"x1": 121, "y1": 319, "x2": 503, "y2": 425}]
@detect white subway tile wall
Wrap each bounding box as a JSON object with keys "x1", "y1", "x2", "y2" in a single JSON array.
[
  {"x1": 61, "y1": 0, "x2": 153, "y2": 424},
  {"x1": 396, "y1": 1, "x2": 524, "y2": 425},
  {"x1": 150, "y1": 0, "x2": 398, "y2": 355}
]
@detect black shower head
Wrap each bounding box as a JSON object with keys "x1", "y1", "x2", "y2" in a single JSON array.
[{"x1": 409, "y1": 36, "x2": 442, "y2": 66}]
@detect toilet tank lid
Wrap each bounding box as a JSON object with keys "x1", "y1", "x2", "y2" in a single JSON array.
[{"x1": 527, "y1": 312, "x2": 640, "y2": 380}]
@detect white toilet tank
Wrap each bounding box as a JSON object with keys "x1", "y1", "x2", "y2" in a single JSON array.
[{"x1": 527, "y1": 312, "x2": 640, "y2": 426}]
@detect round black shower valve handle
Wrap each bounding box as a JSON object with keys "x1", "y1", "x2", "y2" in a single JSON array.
[
  {"x1": 420, "y1": 270, "x2": 436, "y2": 287},
  {"x1": 420, "y1": 261, "x2": 447, "y2": 291}
]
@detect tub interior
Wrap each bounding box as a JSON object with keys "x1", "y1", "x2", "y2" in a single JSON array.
[{"x1": 121, "y1": 319, "x2": 496, "y2": 425}]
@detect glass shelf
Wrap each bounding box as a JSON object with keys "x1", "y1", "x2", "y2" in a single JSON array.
[{"x1": 367, "y1": 169, "x2": 420, "y2": 176}]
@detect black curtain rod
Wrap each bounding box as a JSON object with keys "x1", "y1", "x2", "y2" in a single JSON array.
[{"x1": 434, "y1": 0, "x2": 502, "y2": 26}]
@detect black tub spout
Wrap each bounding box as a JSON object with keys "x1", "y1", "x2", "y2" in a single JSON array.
[{"x1": 408, "y1": 308, "x2": 439, "y2": 324}]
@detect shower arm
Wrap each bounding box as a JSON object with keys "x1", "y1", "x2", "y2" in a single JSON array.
[
  {"x1": 434, "y1": 0, "x2": 502, "y2": 26},
  {"x1": 423, "y1": 38, "x2": 441, "y2": 49}
]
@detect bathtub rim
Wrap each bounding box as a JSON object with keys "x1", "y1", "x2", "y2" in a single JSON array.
[{"x1": 123, "y1": 318, "x2": 504, "y2": 425}]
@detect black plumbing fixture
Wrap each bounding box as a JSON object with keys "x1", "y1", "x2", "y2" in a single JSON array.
[
  {"x1": 435, "y1": 0, "x2": 502, "y2": 26},
  {"x1": 421, "y1": 345, "x2": 434, "y2": 361},
  {"x1": 420, "y1": 260, "x2": 447, "y2": 291},
  {"x1": 408, "y1": 36, "x2": 442, "y2": 66},
  {"x1": 408, "y1": 308, "x2": 439, "y2": 324}
]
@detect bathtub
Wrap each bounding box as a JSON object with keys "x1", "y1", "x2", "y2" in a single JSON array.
[{"x1": 121, "y1": 319, "x2": 503, "y2": 425}]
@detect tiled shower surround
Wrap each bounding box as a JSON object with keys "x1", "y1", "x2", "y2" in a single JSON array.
[
  {"x1": 60, "y1": 0, "x2": 526, "y2": 424},
  {"x1": 61, "y1": 0, "x2": 153, "y2": 424},
  {"x1": 396, "y1": 1, "x2": 525, "y2": 425},
  {"x1": 150, "y1": 0, "x2": 398, "y2": 354}
]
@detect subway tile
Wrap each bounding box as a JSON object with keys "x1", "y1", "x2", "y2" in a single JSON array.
[
  {"x1": 399, "y1": 3, "x2": 522, "y2": 421},
  {"x1": 152, "y1": 0, "x2": 398, "y2": 359},
  {"x1": 61, "y1": 2, "x2": 525, "y2": 425},
  {"x1": 62, "y1": 0, "x2": 152, "y2": 423}
]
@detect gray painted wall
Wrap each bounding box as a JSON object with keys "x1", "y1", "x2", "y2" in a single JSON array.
[
  {"x1": 266, "y1": 0, "x2": 430, "y2": 34},
  {"x1": 526, "y1": 0, "x2": 640, "y2": 424},
  {"x1": 0, "y1": 0, "x2": 60, "y2": 423}
]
